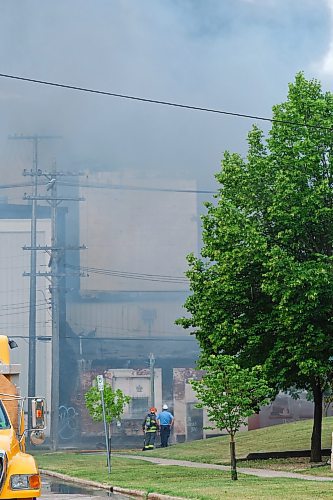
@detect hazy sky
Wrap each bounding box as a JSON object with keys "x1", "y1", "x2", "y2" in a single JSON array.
[{"x1": 0, "y1": 0, "x2": 332, "y2": 190}]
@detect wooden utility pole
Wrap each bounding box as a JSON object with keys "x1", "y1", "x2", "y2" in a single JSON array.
[
  {"x1": 12, "y1": 133, "x2": 88, "y2": 450},
  {"x1": 9, "y1": 134, "x2": 58, "y2": 432},
  {"x1": 50, "y1": 162, "x2": 60, "y2": 450},
  {"x1": 24, "y1": 174, "x2": 85, "y2": 450}
]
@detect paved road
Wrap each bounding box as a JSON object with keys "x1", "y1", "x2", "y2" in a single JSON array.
[
  {"x1": 41, "y1": 476, "x2": 129, "y2": 499},
  {"x1": 42, "y1": 495, "x2": 113, "y2": 499},
  {"x1": 41, "y1": 490, "x2": 128, "y2": 499}
]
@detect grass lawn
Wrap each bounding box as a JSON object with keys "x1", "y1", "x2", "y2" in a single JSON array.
[
  {"x1": 127, "y1": 416, "x2": 333, "y2": 465},
  {"x1": 34, "y1": 451, "x2": 333, "y2": 500}
]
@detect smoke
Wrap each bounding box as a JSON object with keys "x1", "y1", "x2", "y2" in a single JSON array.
[
  {"x1": 313, "y1": 0, "x2": 333, "y2": 78},
  {"x1": 0, "y1": 0, "x2": 330, "y2": 188}
]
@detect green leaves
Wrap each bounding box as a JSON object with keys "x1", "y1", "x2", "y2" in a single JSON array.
[
  {"x1": 84, "y1": 380, "x2": 131, "y2": 424},
  {"x1": 178, "y1": 71, "x2": 333, "y2": 408},
  {"x1": 191, "y1": 355, "x2": 272, "y2": 437}
]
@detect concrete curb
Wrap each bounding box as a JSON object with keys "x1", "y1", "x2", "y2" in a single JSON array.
[
  {"x1": 147, "y1": 495, "x2": 186, "y2": 500},
  {"x1": 40, "y1": 469, "x2": 186, "y2": 499}
]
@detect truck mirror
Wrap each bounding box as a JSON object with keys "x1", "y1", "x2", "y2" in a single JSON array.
[
  {"x1": 30, "y1": 430, "x2": 45, "y2": 446},
  {"x1": 31, "y1": 398, "x2": 46, "y2": 430}
]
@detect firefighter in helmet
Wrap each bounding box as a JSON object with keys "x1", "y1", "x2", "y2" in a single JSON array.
[{"x1": 142, "y1": 407, "x2": 159, "y2": 450}]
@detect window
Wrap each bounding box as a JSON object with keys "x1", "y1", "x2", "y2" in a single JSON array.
[
  {"x1": 0, "y1": 401, "x2": 10, "y2": 429},
  {"x1": 129, "y1": 397, "x2": 149, "y2": 418}
]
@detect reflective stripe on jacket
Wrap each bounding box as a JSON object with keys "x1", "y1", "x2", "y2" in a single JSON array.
[{"x1": 142, "y1": 412, "x2": 158, "y2": 432}]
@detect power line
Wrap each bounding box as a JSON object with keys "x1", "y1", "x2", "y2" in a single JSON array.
[
  {"x1": 0, "y1": 73, "x2": 331, "y2": 131},
  {"x1": 8, "y1": 334, "x2": 196, "y2": 342},
  {"x1": 0, "y1": 321, "x2": 51, "y2": 328},
  {"x1": 69, "y1": 321, "x2": 189, "y2": 337},
  {"x1": 0, "y1": 179, "x2": 215, "y2": 195},
  {"x1": 0, "y1": 306, "x2": 50, "y2": 318},
  {"x1": 1, "y1": 300, "x2": 48, "y2": 310},
  {"x1": 0, "y1": 182, "x2": 39, "y2": 190},
  {"x1": 75, "y1": 268, "x2": 188, "y2": 282},
  {"x1": 58, "y1": 180, "x2": 215, "y2": 194},
  {"x1": 66, "y1": 264, "x2": 189, "y2": 283},
  {"x1": 0, "y1": 255, "x2": 34, "y2": 260}
]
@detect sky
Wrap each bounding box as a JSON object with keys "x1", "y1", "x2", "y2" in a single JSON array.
[{"x1": 0, "y1": 0, "x2": 332, "y2": 191}]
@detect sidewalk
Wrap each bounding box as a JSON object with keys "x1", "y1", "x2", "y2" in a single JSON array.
[{"x1": 115, "y1": 454, "x2": 333, "y2": 482}]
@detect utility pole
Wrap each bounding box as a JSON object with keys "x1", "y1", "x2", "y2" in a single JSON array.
[
  {"x1": 17, "y1": 139, "x2": 86, "y2": 450},
  {"x1": 50, "y1": 161, "x2": 60, "y2": 451},
  {"x1": 24, "y1": 170, "x2": 85, "y2": 451},
  {"x1": 9, "y1": 134, "x2": 58, "y2": 433},
  {"x1": 28, "y1": 137, "x2": 37, "y2": 434}
]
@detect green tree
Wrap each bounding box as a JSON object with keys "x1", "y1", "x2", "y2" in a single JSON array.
[
  {"x1": 191, "y1": 355, "x2": 272, "y2": 480},
  {"x1": 85, "y1": 380, "x2": 131, "y2": 449},
  {"x1": 177, "y1": 73, "x2": 333, "y2": 462}
]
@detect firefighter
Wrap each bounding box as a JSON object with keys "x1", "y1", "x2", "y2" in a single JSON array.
[{"x1": 142, "y1": 407, "x2": 159, "y2": 450}]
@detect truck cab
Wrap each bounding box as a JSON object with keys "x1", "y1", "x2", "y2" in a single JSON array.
[{"x1": 0, "y1": 335, "x2": 45, "y2": 499}]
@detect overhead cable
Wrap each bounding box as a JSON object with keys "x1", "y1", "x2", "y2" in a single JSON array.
[
  {"x1": 0, "y1": 180, "x2": 214, "y2": 195},
  {"x1": 58, "y1": 180, "x2": 215, "y2": 194},
  {"x1": 0, "y1": 73, "x2": 331, "y2": 131},
  {"x1": 8, "y1": 334, "x2": 196, "y2": 342},
  {"x1": 66, "y1": 263, "x2": 189, "y2": 283}
]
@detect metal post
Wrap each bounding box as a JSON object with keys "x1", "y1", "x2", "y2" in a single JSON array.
[
  {"x1": 149, "y1": 353, "x2": 155, "y2": 408},
  {"x1": 101, "y1": 389, "x2": 111, "y2": 474},
  {"x1": 97, "y1": 375, "x2": 111, "y2": 474},
  {"x1": 50, "y1": 162, "x2": 60, "y2": 451}
]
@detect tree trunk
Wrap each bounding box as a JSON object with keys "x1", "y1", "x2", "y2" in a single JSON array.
[
  {"x1": 310, "y1": 382, "x2": 323, "y2": 463},
  {"x1": 229, "y1": 434, "x2": 237, "y2": 480}
]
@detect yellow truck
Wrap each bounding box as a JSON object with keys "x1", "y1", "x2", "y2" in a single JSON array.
[{"x1": 0, "y1": 335, "x2": 46, "y2": 499}]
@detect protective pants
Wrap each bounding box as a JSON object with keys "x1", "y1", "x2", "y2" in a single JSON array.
[{"x1": 144, "y1": 431, "x2": 156, "y2": 449}]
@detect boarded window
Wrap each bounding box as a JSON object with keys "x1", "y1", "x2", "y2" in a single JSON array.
[{"x1": 130, "y1": 397, "x2": 149, "y2": 418}]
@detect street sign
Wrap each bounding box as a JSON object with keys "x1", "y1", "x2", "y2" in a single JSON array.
[
  {"x1": 96, "y1": 375, "x2": 111, "y2": 474},
  {"x1": 97, "y1": 375, "x2": 104, "y2": 391}
]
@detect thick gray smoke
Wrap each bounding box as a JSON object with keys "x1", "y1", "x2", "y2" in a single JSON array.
[{"x1": 0, "y1": 0, "x2": 330, "y2": 189}]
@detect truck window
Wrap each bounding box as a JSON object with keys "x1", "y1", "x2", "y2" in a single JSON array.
[{"x1": 0, "y1": 401, "x2": 10, "y2": 429}]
